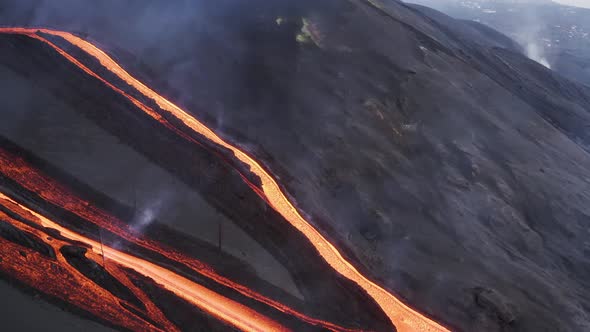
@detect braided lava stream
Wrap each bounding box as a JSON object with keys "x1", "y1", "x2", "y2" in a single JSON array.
[
  {"x1": 0, "y1": 191, "x2": 286, "y2": 332},
  {"x1": 0, "y1": 136, "x2": 359, "y2": 331},
  {"x1": 0, "y1": 27, "x2": 450, "y2": 332}
]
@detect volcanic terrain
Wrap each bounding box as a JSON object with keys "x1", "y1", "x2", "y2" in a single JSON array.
[{"x1": 0, "y1": 0, "x2": 590, "y2": 331}]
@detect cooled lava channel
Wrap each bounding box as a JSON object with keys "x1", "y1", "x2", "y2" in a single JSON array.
[{"x1": 0, "y1": 27, "x2": 450, "y2": 332}]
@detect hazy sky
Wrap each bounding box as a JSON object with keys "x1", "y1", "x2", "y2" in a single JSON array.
[{"x1": 553, "y1": 0, "x2": 590, "y2": 8}]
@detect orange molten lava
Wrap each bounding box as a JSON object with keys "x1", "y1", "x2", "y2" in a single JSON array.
[
  {"x1": 0, "y1": 192, "x2": 287, "y2": 332},
  {"x1": 0, "y1": 206, "x2": 176, "y2": 332},
  {"x1": 0, "y1": 131, "x2": 357, "y2": 332},
  {"x1": 0, "y1": 27, "x2": 450, "y2": 332}
]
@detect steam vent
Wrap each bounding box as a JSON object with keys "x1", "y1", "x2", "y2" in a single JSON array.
[{"x1": 1, "y1": 0, "x2": 590, "y2": 331}]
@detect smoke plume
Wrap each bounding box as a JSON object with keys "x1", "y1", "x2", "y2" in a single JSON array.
[
  {"x1": 516, "y1": 5, "x2": 552, "y2": 69},
  {"x1": 525, "y1": 41, "x2": 551, "y2": 68},
  {"x1": 130, "y1": 191, "x2": 173, "y2": 235}
]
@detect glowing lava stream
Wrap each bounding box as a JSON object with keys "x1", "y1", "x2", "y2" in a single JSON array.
[
  {"x1": 0, "y1": 144, "x2": 357, "y2": 331},
  {"x1": 0, "y1": 27, "x2": 450, "y2": 332},
  {"x1": 0, "y1": 192, "x2": 287, "y2": 332}
]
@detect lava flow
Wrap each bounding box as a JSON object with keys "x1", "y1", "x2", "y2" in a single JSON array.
[
  {"x1": 0, "y1": 137, "x2": 359, "y2": 331},
  {"x1": 0, "y1": 27, "x2": 451, "y2": 332},
  {"x1": 0, "y1": 191, "x2": 287, "y2": 332}
]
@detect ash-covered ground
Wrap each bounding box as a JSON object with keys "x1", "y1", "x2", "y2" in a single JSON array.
[{"x1": 1, "y1": 0, "x2": 590, "y2": 331}]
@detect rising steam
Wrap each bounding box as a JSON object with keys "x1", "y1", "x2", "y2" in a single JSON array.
[
  {"x1": 130, "y1": 191, "x2": 172, "y2": 235},
  {"x1": 513, "y1": 3, "x2": 552, "y2": 68},
  {"x1": 525, "y1": 42, "x2": 551, "y2": 68}
]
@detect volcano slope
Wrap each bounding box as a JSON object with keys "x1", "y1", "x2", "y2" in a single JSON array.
[
  {"x1": 0, "y1": 33, "x2": 395, "y2": 331},
  {"x1": 1, "y1": 0, "x2": 590, "y2": 331},
  {"x1": 406, "y1": 0, "x2": 590, "y2": 87}
]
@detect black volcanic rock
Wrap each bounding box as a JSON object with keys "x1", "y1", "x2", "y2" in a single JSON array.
[
  {"x1": 473, "y1": 287, "x2": 517, "y2": 326},
  {"x1": 60, "y1": 245, "x2": 146, "y2": 312},
  {"x1": 0, "y1": 219, "x2": 56, "y2": 259},
  {"x1": 1, "y1": 0, "x2": 590, "y2": 331}
]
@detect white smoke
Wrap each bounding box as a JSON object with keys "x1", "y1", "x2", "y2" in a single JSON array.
[
  {"x1": 515, "y1": 7, "x2": 552, "y2": 69},
  {"x1": 108, "y1": 191, "x2": 173, "y2": 251},
  {"x1": 130, "y1": 191, "x2": 172, "y2": 235},
  {"x1": 525, "y1": 42, "x2": 551, "y2": 68}
]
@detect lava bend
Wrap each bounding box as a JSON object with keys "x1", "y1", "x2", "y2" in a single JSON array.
[{"x1": 0, "y1": 27, "x2": 450, "y2": 332}]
